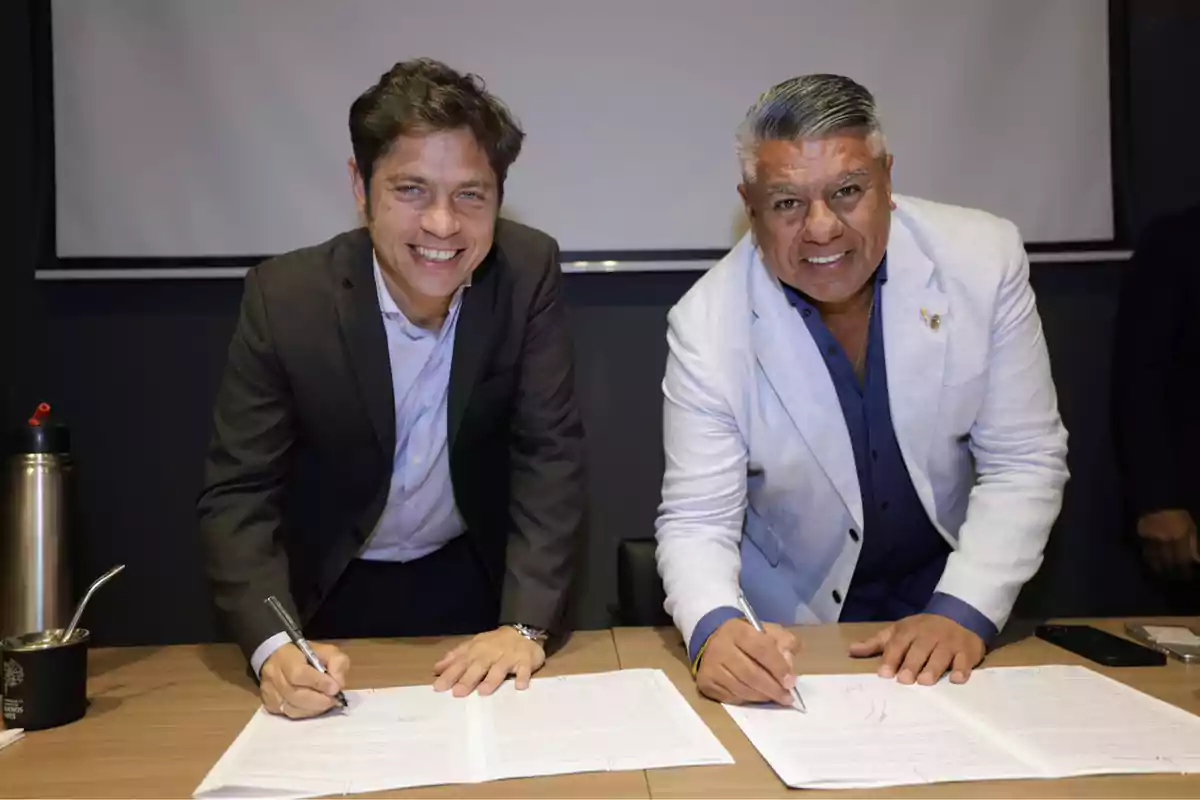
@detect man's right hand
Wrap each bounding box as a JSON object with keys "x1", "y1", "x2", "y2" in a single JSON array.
[
  {"x1": 695, "y1": 618, "x2": 799, "y2": 705},
  {"x1": 1137, "y1": 509, "x2": 1197, "y2": 579},
  {"x1": 259, "y1": 642, "x2": 350, "y2": 719}
]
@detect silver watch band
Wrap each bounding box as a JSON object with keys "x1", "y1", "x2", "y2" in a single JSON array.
[{"x1": 509, "y1": 623, "x2": 548, "y2": 643}]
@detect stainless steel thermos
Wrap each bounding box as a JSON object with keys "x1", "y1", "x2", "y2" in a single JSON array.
[{"x1": 1, "y1": 403, "x2": 73, "y2": 641}]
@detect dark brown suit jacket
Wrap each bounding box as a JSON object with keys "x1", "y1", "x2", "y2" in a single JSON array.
[{"x1": 197, "y1": 221, "x2": 585, "y2": 660}]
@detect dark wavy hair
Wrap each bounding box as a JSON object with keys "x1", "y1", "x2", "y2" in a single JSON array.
[{"x1": 349, "y1": 58, "x2": 524, "y2": 200}]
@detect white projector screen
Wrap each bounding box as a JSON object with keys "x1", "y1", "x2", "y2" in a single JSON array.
[{"x1": 52, "y1": 0, "x2": 1112, "y2": 258}]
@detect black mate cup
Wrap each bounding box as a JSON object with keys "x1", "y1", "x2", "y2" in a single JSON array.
[{"x1": 1, "y1": 627, "x2": 89, "y2": 731}]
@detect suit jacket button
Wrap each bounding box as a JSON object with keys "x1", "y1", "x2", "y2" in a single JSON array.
[
  {"x1": 848, "y1": 528, "x2": 859, "y2": 542},
  {"x1": 832, "y1": 589, "x2": 843, "y2": 604}
]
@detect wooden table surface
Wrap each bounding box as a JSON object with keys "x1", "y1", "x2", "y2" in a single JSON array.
[
  {"x1": 3, "y1": 619, "x2": 1199, "y2": 798},
  {"x1": 613, "y1": 617, "x2": 1200, "y2": 799},
  {"x1": 0, "y1": 629, "x2": 647, "y2": 799}
]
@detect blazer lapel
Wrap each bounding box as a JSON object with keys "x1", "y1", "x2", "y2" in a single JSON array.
[
  {"x1": 881, "y1": 217, "x2": 948, "y2": 476},
  {"x1": 448, "y1": 247, "x2": 501, "y2": 449},
  {"x1": 749, "y1": 249, "x2": 864, "y2": 530},
  {"x1": 333, "y1": 230, "x2": 395, "y2": 455}
]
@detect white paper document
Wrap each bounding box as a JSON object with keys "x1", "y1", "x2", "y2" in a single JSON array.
[
  {"x1": 725, "y1": 664, "x2": 1200, "y2": 790},
  {"x1": 0, "y1": 728, "x2": 24, "y2": 752},
  {"x1": 193, "y1": 668, "x2": 731, "y2": 798}
]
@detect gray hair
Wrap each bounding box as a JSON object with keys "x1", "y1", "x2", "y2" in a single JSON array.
[{"x1": 736, "y1": 74, "x2": 887, "y2": 182}]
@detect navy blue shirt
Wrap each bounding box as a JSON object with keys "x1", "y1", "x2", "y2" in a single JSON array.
[{"x1": 688, "y1": 258, "x2": 997, "y2": 664}]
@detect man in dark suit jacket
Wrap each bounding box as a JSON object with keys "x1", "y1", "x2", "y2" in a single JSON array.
[
  {"x1": 197, "y1": 59, "x2": 585, "y2": 719},
  {"x1": 1113, "y1": 202, "x2": 1200, "y2": 612}
]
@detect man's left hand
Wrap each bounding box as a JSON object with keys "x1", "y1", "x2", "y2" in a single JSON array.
[
  {"x1": 848, "y1": 614, "x2": 985, "y2": 685},
  {"x1": 433, "y1": 626, "x2": 546, "y2": 697}
]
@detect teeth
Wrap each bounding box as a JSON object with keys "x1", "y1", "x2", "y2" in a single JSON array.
[
  {"x1": 805, "y1": 252, "x2": 846, "y2": 265},
  {"x1": 415, "y1": 247, "x2": 457, "y2": 262}
]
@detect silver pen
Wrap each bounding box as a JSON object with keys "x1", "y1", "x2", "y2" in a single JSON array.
[
  {"x1": 736, "y1": 590, "x2": 806, "y2": 712},
  {"x1": 264, "y1": 595, "x2": 348, "y2": 708}
]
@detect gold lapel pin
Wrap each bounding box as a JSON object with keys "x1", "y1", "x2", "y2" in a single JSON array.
[{"x1": 920, "y1": 308, "x2": 942, "y2": 330}]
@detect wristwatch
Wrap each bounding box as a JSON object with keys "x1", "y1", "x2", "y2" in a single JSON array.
[{"x1": 508, "y1": 623, "x2": 549, "y2": 644}]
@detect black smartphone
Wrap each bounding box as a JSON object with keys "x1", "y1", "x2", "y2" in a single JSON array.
[{"x1": 1035, "y1": 624, "x2": 1167, "y2": 667}]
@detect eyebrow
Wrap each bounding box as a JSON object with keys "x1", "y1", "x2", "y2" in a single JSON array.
[
  {"x1": 834, "y1": 169, "x2": 870, "y2": 186},
  {"x1": 764, "y1": 169, "x2": 871, "y2": 195},
  {"x1": 454, "y1": 179, "x2": 492, "y2": 191},
  {"x1": 385, "y1": 175, "x2": 493, "y2": 191}
]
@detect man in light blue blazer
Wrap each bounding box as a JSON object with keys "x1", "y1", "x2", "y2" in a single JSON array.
[{"x1": 655, "y1": 74, "x2": 1069, "y2": 706}]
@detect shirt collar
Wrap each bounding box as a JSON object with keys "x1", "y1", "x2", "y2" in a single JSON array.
[
  {"x1": 373, "y1": 251, "x2": 403, "y2": 318},
  {"x1": 372, "y1": 251, "x2": 468, "y2": 333}
]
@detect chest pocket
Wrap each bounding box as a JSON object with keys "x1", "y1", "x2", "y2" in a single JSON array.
[
  {"x1": 475, "y1": 366, "x2": 515, "y2": 403},
  {"x1": 461, "y1": 367, "x2": 515, "y2": 436},
  {"x1": 936, "y1": 307, "x2": 991, "y2": 437}
]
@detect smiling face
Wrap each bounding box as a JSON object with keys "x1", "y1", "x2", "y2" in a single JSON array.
[
  {"x1": 739, "y1": 133, "x2": 893, "y2": 306},
  {"x1": 350, "y1": 127, "x2": 497, "y2": 319}
]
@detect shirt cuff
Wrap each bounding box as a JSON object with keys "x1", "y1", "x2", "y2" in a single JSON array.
[
  {"x1": 249, "y1": 631, "x2": 291, "y2": 678},
  {"x1": 924, "y1": 592, "x2": 999, "y2": 645},
  {"x1": 688, "y1": 606, "x2": 745, "y2": 672}
]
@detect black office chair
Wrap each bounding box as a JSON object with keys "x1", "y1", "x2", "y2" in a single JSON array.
[{"x1": 614, "y1": 537, "x2": 673, "y2": 627}]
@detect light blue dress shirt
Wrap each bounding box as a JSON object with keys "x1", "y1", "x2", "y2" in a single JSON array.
[
  {"x1": 251, "y1": 253, "x2": 466, "y2": 675},
  {"x1": 359, "y1": 253, "x2": 465, "y2": 562}
]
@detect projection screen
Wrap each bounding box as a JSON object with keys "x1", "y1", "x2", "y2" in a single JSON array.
[{"x1": 51, "y1": 0, "x2": 1112, "y2": 262}]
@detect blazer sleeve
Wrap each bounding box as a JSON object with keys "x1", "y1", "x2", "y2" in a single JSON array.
[
  {"x1": 933, "y1": 222, "x2": 1070, "y2": 631},
  {"x1": 1112, "y1": 216, "x2": 1189, "y2": 518},
  {"x1": 499, "y1": 244, "x2": 586, "y2": 634},
  {"x1": 654, "y1": 300, "x2": 748, "y2": 647},
  {"x1": 197, "y1": 267, "x2": 299, "y2": 660}
]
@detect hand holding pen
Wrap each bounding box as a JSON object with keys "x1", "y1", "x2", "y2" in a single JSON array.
[
  {"x1": 693, "y1": 591, "x2": 804, "y2": 709},
  {"x1": 261, "y1": 596, "x2": 350, "y2": 715},
  {"x1": 736, "y1": 591, "x2": 806, "y2": 712}
]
